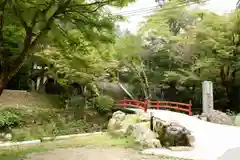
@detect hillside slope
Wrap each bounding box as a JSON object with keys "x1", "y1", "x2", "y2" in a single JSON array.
[{"x1": 0, "y1": 90, "x2": 63, "y2": 109}]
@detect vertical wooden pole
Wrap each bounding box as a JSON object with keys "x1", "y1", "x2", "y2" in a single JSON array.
[
  {"x1": 150, "y1": 112, "x2": 153, "y2": 131},
  {"x1": 123, "y1": 97, "x2": 126, "y2": 108},
  {"x1": 189, "y1": 100, "x2": 192, "y2": 116},
  {"x1": 144, "y1": 101, "x2": 148, "y2": 112}
]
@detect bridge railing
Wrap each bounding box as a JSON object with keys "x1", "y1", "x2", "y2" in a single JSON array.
[{"x1": 118, "y1": 98, "x2": 192, "y2": 116}]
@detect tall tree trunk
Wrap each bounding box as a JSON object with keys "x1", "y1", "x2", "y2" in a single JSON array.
[
  {"x1": 0, "y1": 76, "x2": 5, "y2": 95},
  {"x1": 0, "y1": 1, "x2": 7, "y2": 96},
  {"x1": 220, "y1": 65, "x2": 237, "y2": 111},
  {"x1": 0, "y1": 71, "x2": 9, "y2": 95}
]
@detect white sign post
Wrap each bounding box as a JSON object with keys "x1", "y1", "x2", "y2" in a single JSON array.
[{"x1": 202, "y1": 81, "x2": 214, "y2": 114}]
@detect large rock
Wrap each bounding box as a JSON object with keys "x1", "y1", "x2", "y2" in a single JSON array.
[
  {"x1": 110, "y1": 114, "x2": 141, "y2": 137},
  {"x1": 134, "y1": 110, "x2": 150, "y2": 122},
  {"x1": 108, "y1": 117, "x2": 123, "y2": 131},
  {"x1": 132, "y1": 122, "x2": 161, "y2": 148},
  {"x1": 112, "y1": 110, "x2": 126, "y2": 121},
  {"x1": 161, "y1": 122, "x2": 194, "y2": 147},
  {"x1": 152, "y1": 119, "x2": 194, "y2": 147},
  {"x1": 121, "y1": 114, "x2": 140, "y2": 136},
  {"x1": 108, "y1": 111, "x2": 161, "y2": 148},
  {"x1": 201, "y1": 110, "x2": 234, "y2": 125},
  {"x1": 108, "y1": 111, "x2": 126, "y2": 131},
  {"x1": 234, "y1": 113, "x2": 240, "y2": 126},
  {"x1": 108, "y1": 110, "x2": 195, "y2": 148}
]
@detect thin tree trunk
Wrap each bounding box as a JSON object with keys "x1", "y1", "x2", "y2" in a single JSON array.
[
  {"x1": 0, "y1": 76, "x2": 5, "y2": 95},
  {"x1": 0, "y1": 72, "x2": 8, "y2": 95}
]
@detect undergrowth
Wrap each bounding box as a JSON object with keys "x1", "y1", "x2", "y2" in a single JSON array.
[{"x1": 0, "y1": 107, "x2": 107, "y2": 141}]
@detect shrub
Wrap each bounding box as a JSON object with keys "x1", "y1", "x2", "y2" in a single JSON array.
[
  {"x1": 67, "y1": 96, "x2": 85, "y2": 108},
  {"x1": 0, "y1": 104, "x2": 106, "y2": 141},
  {"x1": 93, "y1": 95, "x2": 114, "y2": 113},
  {"x1": 11, "y1": 118, "x2": 102, "y2": 141},
  {"x1": 12, "y1": 128, "x2": 35, "y2": 141},
  {"x1": 0, "y1": 108, "x2": 23, "y2": 130}
]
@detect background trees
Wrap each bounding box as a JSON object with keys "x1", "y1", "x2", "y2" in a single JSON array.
[
  {"x1": 2, "y1": 0, "x2": 240, "y2": 113},
  {"x1": 140, "y1": 0, "x2": 240, "y2": 112},
  {"x1": 0, "y1": 0, "x2": 135, "y2": 94}
]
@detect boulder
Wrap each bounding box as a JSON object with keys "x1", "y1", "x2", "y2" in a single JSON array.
[
  {"x1": 134, "y1": 110, "x2": 150, "y2": 122},
  {"x1": 152, "y1": 119, "x2": 165, "y2": 139},
  {"x1": 108, "y1": 110, "x2": 195, "y2": 148},
  {"x1": 201, "y1": 110, "x2": 234, "y2": 125},
  {"x1": 108, "y1": 111, "x2": 161, "y2": 148},
  {"x1": 109, "y1": 114, "x2": 141, "y2": 137},
  {"x1": 112, "y1": 110, "x2": 126, "y2": 121},
  {"x1": 4, "y1": 133, "x2": 12, "y2": 141},
  {"x1": 108, "y1": 118, "x2": 122, "y2": 131},
  {"x1": 161, "y1": 123, "x2": 193, "y2": 147},
  {"x1": 121, "y1": 114, "x2": 140, "y2": 136},
  {"x1": 132, "y1": 122, "x2": 161, "y2": 148},
  {"x1": 108, "y1": 111, "x2": 126, "y2": 131},
  {"x1": 152, "y1": 119, "x2": 194, "y2": 147},
  {"x1": 0, "y1": 132, "x2": 13, "y2": 141},
  {"x1": 235, "y1": 113, "x2": 240, "y2": 126},
  {"x1": 108, "y1": 112, "x2": 140, "y2": 136}
]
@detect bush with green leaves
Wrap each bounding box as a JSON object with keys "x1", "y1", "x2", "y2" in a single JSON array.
[
  {"x1": 0, "y1": 108, "x2": 23, "y2": 130},
  {"x1": 67, "y1": 96, "x2": 86, "y2": 108},
  {"x1": 93, "y1": 95, "x2": 114, "y2": 113},
  {"x1": 0, "y1": 103, "x2": 107, "y2": 141},
  {"x1": 11, "y1": 119, "x2": 102, "y2": 141}
]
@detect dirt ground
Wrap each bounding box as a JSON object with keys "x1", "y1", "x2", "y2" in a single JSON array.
[{"x1": 27, "y1": 147, "x2": 175, "y2": 160}]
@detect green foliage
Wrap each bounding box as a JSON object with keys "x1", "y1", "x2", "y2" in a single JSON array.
[
  {"x1": 93, "y1": 95, "x2": 114, "y2": 112},
  {"x1": 137, "y1": 0, "x2": 240, "y2": 110},
  {"x1": 0, "y1": 0, "x2": 136, "y2": 89},
  {"x1": 0, "y1": 103, "x2": 106, "y2": 141},
  {"x1": 0, "y1": 108, "x2": 23, "y2": 129},
  {"x1": 67, "y1": 95, "x2": 85, "y2": 108},
  {"x1": 11, "y1": 119, "x2": 95, "y2": 141},
  {"x1": 112, "y1": 33, "x2": 151, "y2": 99}
]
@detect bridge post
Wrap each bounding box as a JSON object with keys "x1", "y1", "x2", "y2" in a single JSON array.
[
  {"x1": 123, "y1": 97, "x2": 126, "y2": 108},
  {"x1": 202, "y1": 81, "x2": 214, "y2": 114},
  {"x1": 143, "y1": 101, "x2": 148, "y2": 112},
  {"x1": 189, "y1": 100, "x2": 192, "y2": 116},
  {"x1": 150, "y1": 112, "x2": 153, "y2": 131}
]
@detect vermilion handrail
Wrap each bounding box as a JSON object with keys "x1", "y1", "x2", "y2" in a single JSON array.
[{"x1": 118, "y1": 98, "x2": 192, "y2": 116}]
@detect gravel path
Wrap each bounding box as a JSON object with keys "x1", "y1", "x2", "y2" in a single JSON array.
[{"x1": 27, "y1": 147, "x2": 174, "y2": 160}]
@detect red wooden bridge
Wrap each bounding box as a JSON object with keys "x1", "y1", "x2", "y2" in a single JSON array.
[{"x1": 116, "y1": 98, "x2": 192, "y2": 116}]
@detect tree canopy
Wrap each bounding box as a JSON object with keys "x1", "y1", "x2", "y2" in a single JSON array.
[
  {"x1": 0, "y1": 0, "x2": 136, "y2": 93},
  {"x1": 140, "y1": 0, "x2": 240, "y2": 111},
  {"x1": 3, "y1": 0, "x2": 240, "y2": 113}
]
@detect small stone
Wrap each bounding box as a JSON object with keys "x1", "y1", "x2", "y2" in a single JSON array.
[
  {"x1": 199, "y1": 116, "x2": 208, "y2": 121},
  {"x1": 4, "y1": 133, "x2": 12, "y2": 141},
  {"x1": 0, "y1": 132, "x2": 5, "y2": 137}
]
